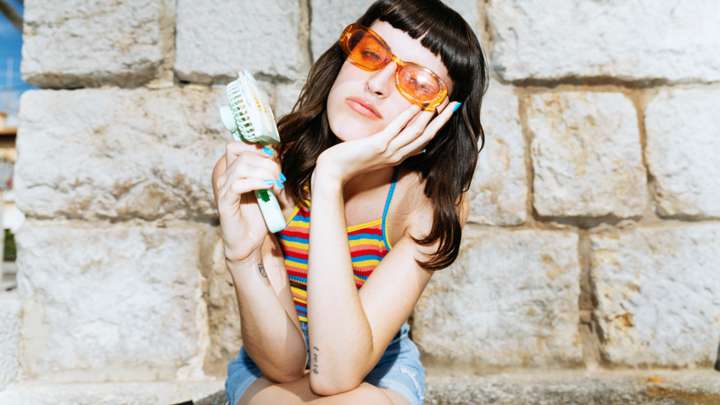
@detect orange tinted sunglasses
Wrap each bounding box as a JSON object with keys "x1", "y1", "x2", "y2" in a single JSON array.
[{"x1": 338, "y1": 23, "x2": 449, "y2": 111}]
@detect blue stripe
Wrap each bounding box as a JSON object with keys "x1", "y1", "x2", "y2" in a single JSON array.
[
  {"x1": 292, "y1": 214, "x2": 310, "y2": 222},
  {"x1": 286, "y1": 256, "x2": 308, "y2": 265},
  {"x1": 288, "y1": 274, "x2": 306, "y2": 283},
  {"x1": 278, "y1": 234, "x2": 308, "y2": 243},
  {"x1": 295, "y1": 305, "x2": 306, "y2": 314},
  {"x1": 348, "y1": 233, "x2": 383, "y2": 241},
  {"x1": 381, "y1": 167, "x2": 399, "y2": 251},
  {"x1": 351, "y1": 254, "x2": 384, "y2": 261}
]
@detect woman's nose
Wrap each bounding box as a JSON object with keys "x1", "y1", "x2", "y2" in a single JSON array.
[{"x1": 366, "y1": 61, "x2": 397, "y2": 98}]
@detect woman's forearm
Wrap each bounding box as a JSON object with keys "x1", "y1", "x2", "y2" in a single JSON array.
[
  {"x1": 226, "y1": 253, "x2": 308, "y2": 382},
  {"x1": 306, "y1": 170, "x2": 373, "y2": 393}
]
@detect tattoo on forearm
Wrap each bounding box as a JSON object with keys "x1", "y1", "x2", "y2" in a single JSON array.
[
  {"x1": 312, "y1": 345, "x2": 319, "y2": 374},
  {"x1": 257, "y1": 262, "x2": 268, "y2": 280}
]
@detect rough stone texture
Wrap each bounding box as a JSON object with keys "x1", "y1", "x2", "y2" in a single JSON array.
[
  {"x1": 273, "y1": 81, "x2": 306, "y2": 120},
  {"x1": 527, "y1": 91, "x2": 647, "y2": 218},
  {"x1": 645, "y1": 88, "x2": 720, "y2": 219},
  {"x1": 0, "y1": 379, "x2": 224, "y2": 405},
  {"x1": 487, "y1": 0, "x2": 720, "y2": 83},
  {"x1": 15, "y1": 86, "x2": 229, "y2": 222},
  {"x1": 21, "y1": 0, "x2": 175, "y2": 88},
  {"x1": 14, "y1": 220, "x2": 216, "y2": 382},
  {"x1": 424, "y1": 369, "x2": 720, "y2": 405},
  {"x1": 310, "y1": 0, "x2": 483, "y2": 61},
  {"x1": 413, "y1": 226, "x2": 582, "y2": 368},
  {"x1": 469, "y1": 81, "x2": 527, "y2": 225},
  {"x1": 175, "y1": 0, "x2": 310, "y2": 84},
  {"x1": 590, "y1": 223, "x2": 720, "y2": 367},
  {"x1": 202, "y1": 237, "x2": 242, "y2": 376},
  {"x1": 0, "y1": 291, "x2": 20, "y2": 390}
]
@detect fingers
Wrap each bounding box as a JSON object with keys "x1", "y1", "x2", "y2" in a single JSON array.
[
  {"x1": 218, "y1": 144, "x2": 284, "y2": 205},
  {"x1": 399, "y1": 101, "x2": 462, "y2": 156},
  {"x1": 380, "y1": 104, "x2": 422, "y2": 141}
]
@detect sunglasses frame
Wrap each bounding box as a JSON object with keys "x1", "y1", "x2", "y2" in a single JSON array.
[{"x1": 338, "y1": 23, "x2": 449, "y2": 112}]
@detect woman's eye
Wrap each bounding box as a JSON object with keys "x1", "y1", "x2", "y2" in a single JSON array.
[
  {"x1": 362, "y1": 50, "x2": 381, "y2": 60},
  {"x1": 409, "y1": 77, "x2": 431, "y2": 92}
]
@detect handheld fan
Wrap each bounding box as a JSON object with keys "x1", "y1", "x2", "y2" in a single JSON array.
[{"x1": 219, "y1": 70, "x2": 287, "y2": 233}]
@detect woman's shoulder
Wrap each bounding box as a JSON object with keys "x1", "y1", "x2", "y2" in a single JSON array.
[
  {"x1": 392, "y1": 167, "x2": 471, "y2": 244},
  {"x1": 391, "y1": 168, "x2": 434, "y2": 242}
]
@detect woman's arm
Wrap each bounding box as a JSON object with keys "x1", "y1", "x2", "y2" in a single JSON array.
[
  {"x1": 305, "y1": 173, "x2": 372, "y2": 394},
  {"x1": 306, "y1": 168, "x2": 470, "y2": 394},
  {"x1": 212, "y1": 157, "x2": 308, "y2": 383}
]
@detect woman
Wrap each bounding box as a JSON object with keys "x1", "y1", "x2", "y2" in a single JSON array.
[{"x1": 212, "y1": 0, "x2": 488, "y2": 403}]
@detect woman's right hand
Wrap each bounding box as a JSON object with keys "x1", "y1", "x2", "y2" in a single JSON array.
[{"x1": 213, "y1": 140, "x2": 283, "y2": 263}]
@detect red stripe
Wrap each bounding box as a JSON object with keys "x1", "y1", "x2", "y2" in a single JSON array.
[
  {"x1": 280, "y1": 229, "x2": 309, "y2": 238},
  {"x1": 348, "y1": 227, "x2": 382, "y2": 236}
]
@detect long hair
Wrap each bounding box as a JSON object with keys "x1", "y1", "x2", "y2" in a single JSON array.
[{"x1": 275, "y1": 0, "x2": 489, "y2": 271}]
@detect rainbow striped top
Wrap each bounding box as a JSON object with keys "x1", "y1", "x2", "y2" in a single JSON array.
[{"x1": 275, "y1": 167, "x2": 399, "y2": 334}]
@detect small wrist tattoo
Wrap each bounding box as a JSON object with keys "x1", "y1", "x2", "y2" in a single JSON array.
[
  {"x1": 257, "y1": 262, "x2": 268, "y2": 279},
  {"x1": 311, "y1": 345, "x2": 319, "y2": 374}
]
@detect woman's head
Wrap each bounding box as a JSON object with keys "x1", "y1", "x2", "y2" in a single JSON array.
[
  {"x1": 277, "y1": 0, "x2": 489, "y2": 270},
  {"x1": 327, "y1": 20, "x2": 455, "y2": 141}
]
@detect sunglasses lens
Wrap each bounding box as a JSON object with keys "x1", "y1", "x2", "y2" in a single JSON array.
[
  {"x1": 397, "y1": 65, "x2": 443, "y2": 103},
  {"x1": 345, "y1": 28, "x2": 388, "y2": 70}
]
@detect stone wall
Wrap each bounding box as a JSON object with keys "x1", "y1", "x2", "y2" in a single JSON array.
[{"x1": 1, "y1": 0, "x2": 719, "y2": 403}]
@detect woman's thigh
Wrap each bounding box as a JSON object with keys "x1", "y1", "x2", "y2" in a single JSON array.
[{"x1": 239, "y1": 370, "x2": 410, "y2": 405}]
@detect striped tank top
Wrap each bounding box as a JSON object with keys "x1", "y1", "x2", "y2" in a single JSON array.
[{"x1": 275, "y1": 166, "x2": 400, "y2": 334}]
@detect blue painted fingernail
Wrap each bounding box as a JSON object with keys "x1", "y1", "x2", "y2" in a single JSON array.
[
  {"x1": 279, "y1": 172, "x2": 286, "y2": 182},
  {"x1": 264, "y1": 179, "x2": 275, "y2": 187},
  {"x1": 453, "y1": 102, "x2": 462, "y2": 112},
  {"x1": 276, "y1": 179, "x2": 284, "y2": 189},
  {"x1": 261, "y1": 146, "x2": 274, "y2": 157}
]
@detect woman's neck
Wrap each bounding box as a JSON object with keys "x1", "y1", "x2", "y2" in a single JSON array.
[{"x1": 342, "y1": 166, "x2": 396, "y2": 202}]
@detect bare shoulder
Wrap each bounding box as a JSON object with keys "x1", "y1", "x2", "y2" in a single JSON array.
[{"x1": 391, "y1": 169, "x2": 471, "y2": 250}]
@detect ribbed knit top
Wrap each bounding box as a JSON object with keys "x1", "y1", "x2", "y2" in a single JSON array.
[{"x1": 275, "y1": 166, "x2": 399, "y2": 334}]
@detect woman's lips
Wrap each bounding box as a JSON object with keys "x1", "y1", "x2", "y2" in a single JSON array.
[{"x1": 345, "y1": 98, "x2": 382, "y2": 120}]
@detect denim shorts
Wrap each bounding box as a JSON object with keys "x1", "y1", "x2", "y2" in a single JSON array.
[{"x1": 225, "y1": 321, "x2": 425, "y2": 405}]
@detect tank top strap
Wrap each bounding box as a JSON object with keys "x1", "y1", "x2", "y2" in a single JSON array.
[{"x1": 381, "y1": 166, "x2": 400, "y2": 251}]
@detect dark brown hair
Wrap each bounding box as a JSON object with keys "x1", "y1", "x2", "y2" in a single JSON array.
[{"x1": 275, "y1": 0, "x2": 489, "y2": 271}]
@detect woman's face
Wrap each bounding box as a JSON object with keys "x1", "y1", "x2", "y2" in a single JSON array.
[{"x1": 327, "y1": 20, "x2": 454, "y2": 141}]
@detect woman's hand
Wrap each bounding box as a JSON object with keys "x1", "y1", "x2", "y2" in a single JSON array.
[
  {"x1": 315, "y1": 99, "x2": 461, "y2": 185},
  {"x1": 213, "y1": 141, "x2": 284, "y2": 264}
]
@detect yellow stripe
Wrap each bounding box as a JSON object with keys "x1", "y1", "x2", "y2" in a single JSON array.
[
  {"x1": 291, "y1": 285, "x2": 307, "y2": 298},
  {"x1": 353, "y1": 274, "x2": 368, "y2": 284},
  {"x1": 285, "y1": 260, "x2": 308, "y2": 270},
  {"x1": 346, "y1": 218, "x2": 382, "y2": 232},
  {"x1": 352, "y1": 259, "x2": 381, "y2": 267},
  {"x1": 294, "y1": 295, "x2": 306, "y2": 305},
  {"x1": 285, "y1": 205, "x2": 300, "y2": 224},
  {"x1": 298, "y1": 315, "x2": 308, "y2": 322},
  {"x1": 385, "y1": 219, "x2": 393, "y2": 249},
  {"x1": 349, "y1": 239, "x2": 385, "y2": 248},
  {"x1": 283, "y1": 240, "x2": 308, "y2": 249},
  {"x1": 288, "y1": 220, "x2": 309, "y2": 228}
]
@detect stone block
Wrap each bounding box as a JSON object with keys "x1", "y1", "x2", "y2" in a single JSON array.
[
  {"x1": 14, "y1": 220, "x2": 216, "y2": 382},
  {"x1": 527, "y1": 91, "x2": 646, "y2": 218},
  {"x1": 413, "y1": 226, "x2": 583, "y2": 368},
  {"x1": 469, "y1": 81, "x2": 527, "y2": 225},
  {"x1": 175, "y1": 0, "x2": 310, "y2": 84},
  {"x1": 15, "y1": 86, "x2": 229, "y2": 221},
  {"x1": 22, "y1": 0, "x2": 175, "y2": 88},
  {"x1": 487, "y1": 0, "x2": 720, "y2": 83},
  {"x1": 645, "y1": 88, "x2": 720, "y2": 218},
  {"x1": 590, "y1": 223, "x2": 720, "y2": 367}
]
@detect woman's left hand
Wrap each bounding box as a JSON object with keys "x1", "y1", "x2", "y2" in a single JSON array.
[{"x1": 315, "y1": 99, "x2": 461, "y2": 186}]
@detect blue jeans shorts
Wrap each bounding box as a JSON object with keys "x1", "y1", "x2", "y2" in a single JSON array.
[{"x1": 225, "y1": 321, "x2": 425, "y2": 405}]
